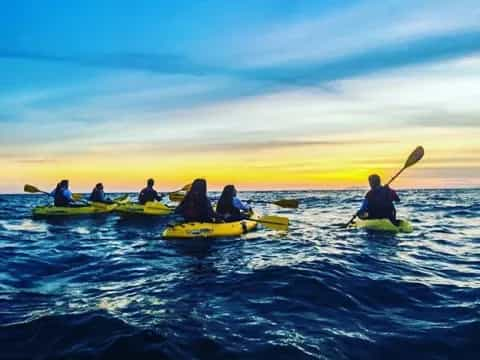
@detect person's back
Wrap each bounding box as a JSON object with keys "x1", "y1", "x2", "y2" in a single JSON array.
[
  {"x1": 365, "y1": 186, "x2": 398, "y2": 219},
  {"x1": 358, "y1": 174, "x2": 400, "y2": 223},
  {"x1": 138, "y1": 178, "x2": 162, "y2": 205},
  {"x1": 217, "y1": 185, "x2": 250, "y2": 222},
  {"x1": 175, "y1": 178, "x2": 215, "y2": 222},
  {"x1": 52, "y1": 180, "x2": 73, "y2": 207},
  {"x1": 89, "y1": 183, "x2": 112, "y2": 203}
]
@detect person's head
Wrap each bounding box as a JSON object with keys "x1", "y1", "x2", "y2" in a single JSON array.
[
  {"x1": 95, "y1": 183, "x2": 104, "y2": 190},
  {"x1": 368, "y1": 174, "x2": 381, "y2": 189},
  {"x1": 147, "y1": 178, "x2": 154, "y2": 187},
  {"x1": 190, "y1": 178, "x2": 207, "y2": 196},
  {"x1": 221, "y1": 185, "x2": 236, "y2": 198},
  {"x1": 59, "y1": 179, "x2": 69, "y2": 189},
  {"x1": 217, "y1": 185, "x2": 236, "y2": 213}
]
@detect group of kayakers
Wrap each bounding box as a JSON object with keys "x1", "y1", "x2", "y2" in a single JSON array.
[
  {"x1": 50, "y1": 174, "x2": 399, "y2": 223},
  {"x1": 50, "y1": 178, "x2": 253, "y2": 223}
]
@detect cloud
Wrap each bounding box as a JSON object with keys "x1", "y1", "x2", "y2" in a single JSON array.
[
  {"x1": 227, "y1": 0, "x2": 480, "y2": 68},
  {"x1": 0, "y1": 49, "x2": 219, "y2": 76}
]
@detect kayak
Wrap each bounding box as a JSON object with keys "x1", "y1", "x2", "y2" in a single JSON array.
[
  {"x1": 162, "y1": 215, "x2": 259, "y2": 239},
  {"x1": 32, "y1": 203, "x2": 117, "y2": 217},
  {"x1": 352, "y1": 218, "x2": 413, "y2": 233},
  {"x1": 115, "y1": 202, "x2": 172, "y2": 216}
]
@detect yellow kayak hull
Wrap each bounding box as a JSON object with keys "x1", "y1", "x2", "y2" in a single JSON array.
[
  {"x1": 353, "y1": 218, "x2": 413, "y2": 233},
  {"x1": 163, "y1": 216, "x2": 259, "y2": 239},
  {"x1": 32, "y1": 204, "x2": 116, "y2": 217},
  {"x1": 115, "y1": 202, "x2": 172, "y2": 216}
]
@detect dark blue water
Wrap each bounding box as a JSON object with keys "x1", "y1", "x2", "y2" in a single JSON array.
[{"x1": 1, "y1": 190, "x2": 479, "y2": 359}]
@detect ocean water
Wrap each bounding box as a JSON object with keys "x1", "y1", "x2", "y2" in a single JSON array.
[{"x1": 0, "y1": 189, "x2": 479, "y2": 360}]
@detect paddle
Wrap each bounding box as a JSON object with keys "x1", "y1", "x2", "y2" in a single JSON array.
[
  {"x1": 253, "y1": 199, "x2": 299, "y2": 209},
  {"x1": 89, "y1": 194, "x2": 130, "y2": 209},
  {"x1": 343, "y1": 146, "x2": 425, "y2": 228},
  {"x1": 24, "y1": 184, "x2": 51, "y2": 196},
  {"x1": 167, "y1": 191, "x2": 298, "y2": 209},
  {"x1": 24, "y1": 184, "x2": 90, "y2": 205},
  {"x1": 143, "y1": 201, "x2": 174, "y2": 215},
  {"x1": 166, "y1": 183, "x2": 192, "y2": 202},
  {"x1": 248, "y1": 215, "x2": 289, "y2": 231}
]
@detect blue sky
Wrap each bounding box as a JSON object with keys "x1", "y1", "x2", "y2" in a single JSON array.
[{"x1": 1, "y1": 0, "x2": 480, "y2": 191}]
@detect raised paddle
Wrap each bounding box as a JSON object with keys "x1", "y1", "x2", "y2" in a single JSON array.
[{"x1": 343, "y1": 146, "x2": 425, "y2": 228}]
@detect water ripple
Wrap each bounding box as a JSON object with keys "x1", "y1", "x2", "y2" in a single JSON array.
[{"x1": 0, "y1": 190, "x2": 479, "y2": 359}]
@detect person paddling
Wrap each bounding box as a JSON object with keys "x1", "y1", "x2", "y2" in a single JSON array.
[
  {"x1": 89, "y1": 183, "x2": 113, "y2": 204},
  {"x1": 175, "y1": 178, "x2": 215, "y2": 222},
  {"x1": 216, "y1": 185, "x2": 252, "y2": 222},
  {"x1": 357, "y1": 174, "x2": 400, "y2": 224},
  {"x1": 50, "y1": 180, "x2": 75, "y2": 207},
  {"x1": 138, "y1": 178, "x2": 163, "y2": 205}
]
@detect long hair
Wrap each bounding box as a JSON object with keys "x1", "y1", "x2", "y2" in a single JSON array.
[
  {"x1": 178, "y1": 178, "x2": 208, "y2": 209},
  {"x1": 216, "y1": 185, "x2": 236, "y2": 214}
]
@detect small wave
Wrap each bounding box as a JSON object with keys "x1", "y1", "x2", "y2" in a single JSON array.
[{"x1": 0, "y1": 219, "x2": 48, "y2": 233}]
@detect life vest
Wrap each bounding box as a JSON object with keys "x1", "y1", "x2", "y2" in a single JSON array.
[
  {"x1": 217, "y1": 199, "x2": 241, "y2": 221},
  {"x1": 138, "y1": 187, "x2": 156, "y2": 205},
  {"x1": 366, "y1": 186, "x2": 396, "y2": 220},
  {"x1": 54, "y1": 188, "x2": 69, "y2": 207},
  {"x1": 180, "y1": 195, "x2": 213, "y2": 222},
  {"x1": 89, "y1": 189, "x2": 103, "y2": 202}
]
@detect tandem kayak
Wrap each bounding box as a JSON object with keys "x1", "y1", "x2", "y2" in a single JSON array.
[
  {"x1": 115, "y1": 202, "x2": 172, "y2": 216},
  {"x1": 352, "y1": 218, "x2": 413, "y2": 233},
  {"x1": 162, "y1": 215, "x2": 259, "y2": 239},
  {"x1": 32, "y1": 203, "x2": 117, "y2": 217}
]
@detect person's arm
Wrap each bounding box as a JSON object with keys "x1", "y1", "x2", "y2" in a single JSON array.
[
  {"x1": 391, "y1": 189, "x2": 400, "y2": 202},
  {"x1": 154, "y1": 190, "x2": 163, "y2": 201},
  {"x1": 357, "y1": 198, "x2": 368, "y2": 215},
  {"x1": 64, "y1": 189, "x2": 74, "y2": 203},
  {"x1": 233, "y1": 197, "x2": 250, "y2": 211}
]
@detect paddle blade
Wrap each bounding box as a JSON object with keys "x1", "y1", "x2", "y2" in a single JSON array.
[
  {"x1": 404, "y1": 146, "x2": 424, "y2": 169},
  {"x1": 24, "y1": 184, "x2": 41, "y2": 193},
  {"x1": 90, "y1": 202, "x2": 117, "y2": 211},
  {"x1": 254, "y1": 215, "x2": 289, "y2": 231},
  {"x1": 72, "y1": 193, "x2": 83, "y2": 201},
  {"x1": 169, "y1": 192, "x2": 185, "y2": 202},
  {"x1": 180, "y1": 183, "x2": 192, "y2": 192},
  {"x1": 113, "y1": 194, "x2": 129, "y2": 203},
  {"x1": 144, "y1": 202, "x2": 173, "y2": 215},
  {"x1": 144, "y1": 201, "x2": 171, "y2": 211},
  {"x1": 272, "y1": 199, "x2": 299, "y2": 208}
]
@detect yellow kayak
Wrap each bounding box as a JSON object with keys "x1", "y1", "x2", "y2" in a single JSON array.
[
  {"x1": 163, "y1": 215, "x2": 259, "y2": 239},
  {"x1": 32, "y1": 203, "x2": 117, "y2": 217},
  {"x1": 352, "y1": 218, "x2": 413, "y2": 233},
  {"x1": 115, "y1": 202, "x2": 172, "y2": 216}
]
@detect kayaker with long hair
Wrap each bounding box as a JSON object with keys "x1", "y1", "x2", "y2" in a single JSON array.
[
  {"x1": 175, "y1": 178, "x2": 215, "y2": 222},
  {"x1": 50, "y1": 179, "x2": 75, "y2": 207},
  {"x1": 216, "y1": 185, "x2": 251, "y2": 222},
  {"x1": 138, "y1": 178, "x2": 163, "y2": 205},
  {"x1": 357, "y1": 174, "x2": 400, "y2": 224},
  {"x1": 89, "y1": 183, "x2": 113, "y2": 204}
]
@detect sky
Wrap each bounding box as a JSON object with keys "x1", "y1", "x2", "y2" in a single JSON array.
[{"x1": 1, "y1": 0, "x2": 480, "y2": 193}]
